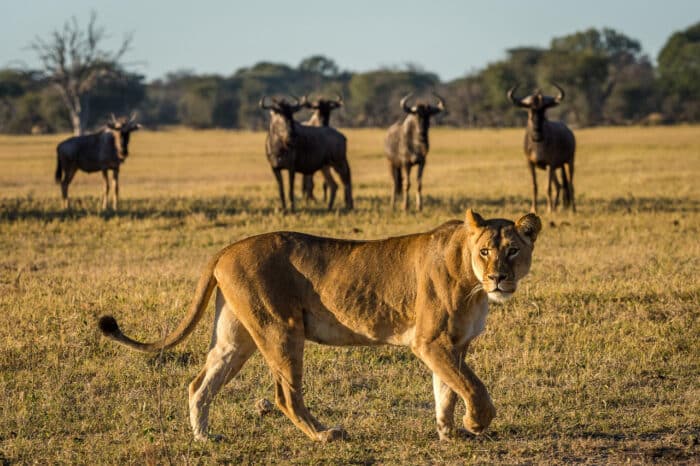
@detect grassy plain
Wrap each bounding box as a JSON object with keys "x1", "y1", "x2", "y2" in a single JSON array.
[{"x1": 0, "y1": 126, "x2": 698, "y2": 464}]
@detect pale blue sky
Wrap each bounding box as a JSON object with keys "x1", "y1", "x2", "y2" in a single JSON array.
[{"x1": 2, "y1": 0, "x2": 699, "y2": 82}]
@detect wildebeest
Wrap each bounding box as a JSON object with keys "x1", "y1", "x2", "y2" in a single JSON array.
[
  {"x1": 300, "y1": 94, "x2": 344, "y2": 202},
  {"x1": 261, "y1": 96, "x2": 353, "y2": 212},
  {"x1": 302, "y1": 94, "x2": 343, "y2": 127},
  {"x1": 385, "y1": 93, "x2": 445, "y2": 211},
  {"x1": 55, "y1": 113, "x2": 141, "y2": 210},
  {"x1": 508, "y1": 83, "x2": 576, "y2": 213}
]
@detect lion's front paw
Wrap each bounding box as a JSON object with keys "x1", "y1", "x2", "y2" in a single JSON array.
[
  {"x1": 193, "y1": 432, "x2": 224, "y2": 443},
  {"x1": 317, "y1": 427, "x2": 348, "y2": 442},
  {"x1": 437, "y1": 425, "x2": 454, "y2": 441},
  {"x1": 463, "y1": 398, "x2": 496, "y2": 435}
]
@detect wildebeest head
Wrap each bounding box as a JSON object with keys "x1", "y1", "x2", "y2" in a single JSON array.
[
  {"x1": 107, "y1": 113, "x2": 141, "y2": 158},
  {"x1": 401, "y1": 92, "x2": 445, "y2": 133},
  {"x1": 260, "y1": 96, "x2": 304, "y2": 168},
  {"x1": 508, "y1": 83, "x2": 565, "y2": 142},
  {"x1": 260, "y1": 96, "x2": 304, "y2": 122},
  {"x1": 301, "y1": 94, "x2": 343, "y2": 126},
  {"x1": 400, "y1": 93, "x2": 445, "y2": 161}
]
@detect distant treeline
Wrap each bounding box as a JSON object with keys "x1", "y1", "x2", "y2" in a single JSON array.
[{"x1": 1, "y1": 23, "x2": 699, "y2": 134}]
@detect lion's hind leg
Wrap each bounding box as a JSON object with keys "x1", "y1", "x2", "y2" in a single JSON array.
[
  {"x1": 252, "y1": 317, "x2": 347, "y2": 442},
  {"x1": 189, "y1": 289, "x2": 257, "y2": 442}
]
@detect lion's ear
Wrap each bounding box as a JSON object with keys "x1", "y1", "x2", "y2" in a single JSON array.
[
  {"x1": 515, "y1": 213, "x2": 542, "y2": 243},
  {"x1": 465, "y1": 209, "x2": 485, "y2": 232}
]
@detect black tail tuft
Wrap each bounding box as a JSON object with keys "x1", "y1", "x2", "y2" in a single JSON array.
[
  {"x1": 98, "y1": 315, "x2": 120, "y2": 336},
  {"x1": 54, "y1": 156, "x2": 62, "y2": 183}
]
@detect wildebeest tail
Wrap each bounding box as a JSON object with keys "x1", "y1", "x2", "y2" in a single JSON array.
[{"x1": 54, "y1": 153, "x2": 62, "y2": 183}]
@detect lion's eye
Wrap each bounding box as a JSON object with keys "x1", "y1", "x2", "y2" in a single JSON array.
[
  {"x1": 480, "y1": 248, "x2": 489, "y2": 257},
  {"x1": 507, "y1": 247, "x2": 519, "y2": 257}
]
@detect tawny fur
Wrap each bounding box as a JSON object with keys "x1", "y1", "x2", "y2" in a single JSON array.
[{"x1": 98, "y1": 210, "x2": 541, "y2": 442}]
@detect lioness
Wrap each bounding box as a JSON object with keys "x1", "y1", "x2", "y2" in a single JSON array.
[{"x1": 98, "y1": 209, "x2": 541, "y2": 442}]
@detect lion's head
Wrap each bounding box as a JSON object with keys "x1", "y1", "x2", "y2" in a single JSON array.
[{"x1": 464, "y1": 209, "x2": 542, "y2": 303}]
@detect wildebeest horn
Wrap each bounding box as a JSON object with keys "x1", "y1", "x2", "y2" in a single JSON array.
[
  {"x1": 333, "y1": 94, "x2": 344, "y2": 108},
  {"x1": 259, "y1": 96, "x2": 273, "y2": 110},
  {"x1": 303, "y1": 94, "x2": 320, "y2": 109},
  {"x1": 129, "y1": 111, "x2": 138, "y2": 123},
  {"x1": 552, "y1": 82, "x2": 565, "y2": 103},
  {"x1": 507, "y1": 85, "x2": 528, "y2": 108},
  {"x1": 432, "y1": 92, "x2": 446, "y2": 111},
  {"x1": 289, "y1": 95, "x2": 305, "y2": 112},
  {"x1": 400, "y1": 93, "x2": 414, "y2": 114},
  {"x1": 110, "y1": 113, "x2": 118, "y2": 124}
]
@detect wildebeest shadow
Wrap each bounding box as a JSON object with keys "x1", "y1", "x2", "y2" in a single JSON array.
[
  {"x1": 362, "y1": 193, "x2": 700, "y2": 216},
  {"x1": 1, "y1": 193, "x2": 697, "y2": 223},
  {"x1": 0, "y1": 195, "x2": 255, "y2": 222}
]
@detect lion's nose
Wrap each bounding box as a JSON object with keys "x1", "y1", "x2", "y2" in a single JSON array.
[{"x1": 488, "y1": 273, "x2": 506, "y2": 282}]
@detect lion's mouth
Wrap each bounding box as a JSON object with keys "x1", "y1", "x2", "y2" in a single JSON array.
[
  {"x1": 487, "y1": 290, "x2": 514, "y2": 303},
  {"x1": 484, "y1": 282, "x2": 516, "y2": 293},
  {"x1": 484, "y1": 282, "x2": 516, "y2": 304}
]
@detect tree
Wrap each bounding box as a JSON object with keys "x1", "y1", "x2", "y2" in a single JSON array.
[
  {"x1": 0, "y1": 69, "x2": 70, "y2": 134},
  {"x1": 657, "y1": 21, "x2": 700, "y2": 121},
  {"x1": 30, "y1": 12, "x2": 132, "y2": 135},
  {"x1": 298, "y1": 55, "x2": 339, "y2": 77},
  {"x1": 235, "y1": 62, "x2": 310, "y2": 129},
  {"x1": 348, "y1": 69, "x2": 439, "y2": 126},
  {"x1": 539, "y1": 28, "x2": 645, "y2": 125}
]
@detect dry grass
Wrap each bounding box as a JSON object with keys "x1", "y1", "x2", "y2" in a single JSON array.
[{"x1": 0, "y1": 126, "x2": 698, "y2": 464}]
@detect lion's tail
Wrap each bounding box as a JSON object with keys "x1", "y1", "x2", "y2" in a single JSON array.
[{"x1": 98, "y1": 255, "x2": 220, "y2": 352}]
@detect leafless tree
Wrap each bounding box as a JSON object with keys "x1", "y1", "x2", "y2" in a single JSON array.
[{"x1": 30, "y1": 12, "x2": 132, "y2": 135}]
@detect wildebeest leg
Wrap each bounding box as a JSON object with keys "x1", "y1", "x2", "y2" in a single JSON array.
[
  {"x1": 432, "y1": 343, "x2": 467, "y2": 440},
  {"x1": 402, "y1": 164, "x2": 412, "y2": 212},
  {"x1": 528, "y1": 162, "x2": 538, "y2": 214},
  {"x1": 101, "y1": 170, "x2": 110, "y2": 210},
  {"x1": 302, "y1": 175, "x2": 315, "y2": 203},
  {"x1": 546, "y1": 165, "x2": 558, "y2": 214},
  {"x1": 189, "y1": 290, "x2": 257, "y2": 441},
  {"x1": 554, "y1": 171, "x2": 562, "y2": 211},
  {"x1": 60, "y1": 165, "x2": 78, "y2": 210},
  {"x1": 564, "y1": 161, "x2": 575, "y2": 213},
  {"x1": 332, "y1": 160, "x2": 353, "y2": 210},
  {"x1": 416, "y1": 162, "x2": 425, "y2": 212},
  {"x1": 389, "y1": 162, "x2": 401, "y2": 209},
  {"x1": 288, "y1": 169, "x2": 296, "y2": 213},
  {"x1": 559, "y1": 166, "x2": 570, "y2": 209},
  {"x1": 273, "y1": 169, "x2": 286, "y2": 211},
  {"x1": 112, "y1": 169, "x2": 120, "y2": 211},
  {"x1": 320, "y1": 166, "x2": 338, "y2": 211}
]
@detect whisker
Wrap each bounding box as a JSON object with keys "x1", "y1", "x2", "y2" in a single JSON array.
[{"x1": 467, "y1": 283, "x2": 483, "y2": 300}]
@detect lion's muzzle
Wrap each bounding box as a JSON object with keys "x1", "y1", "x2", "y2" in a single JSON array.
[{"x1": 484, "y1": 274, "x2": 517, "y2": 303}]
